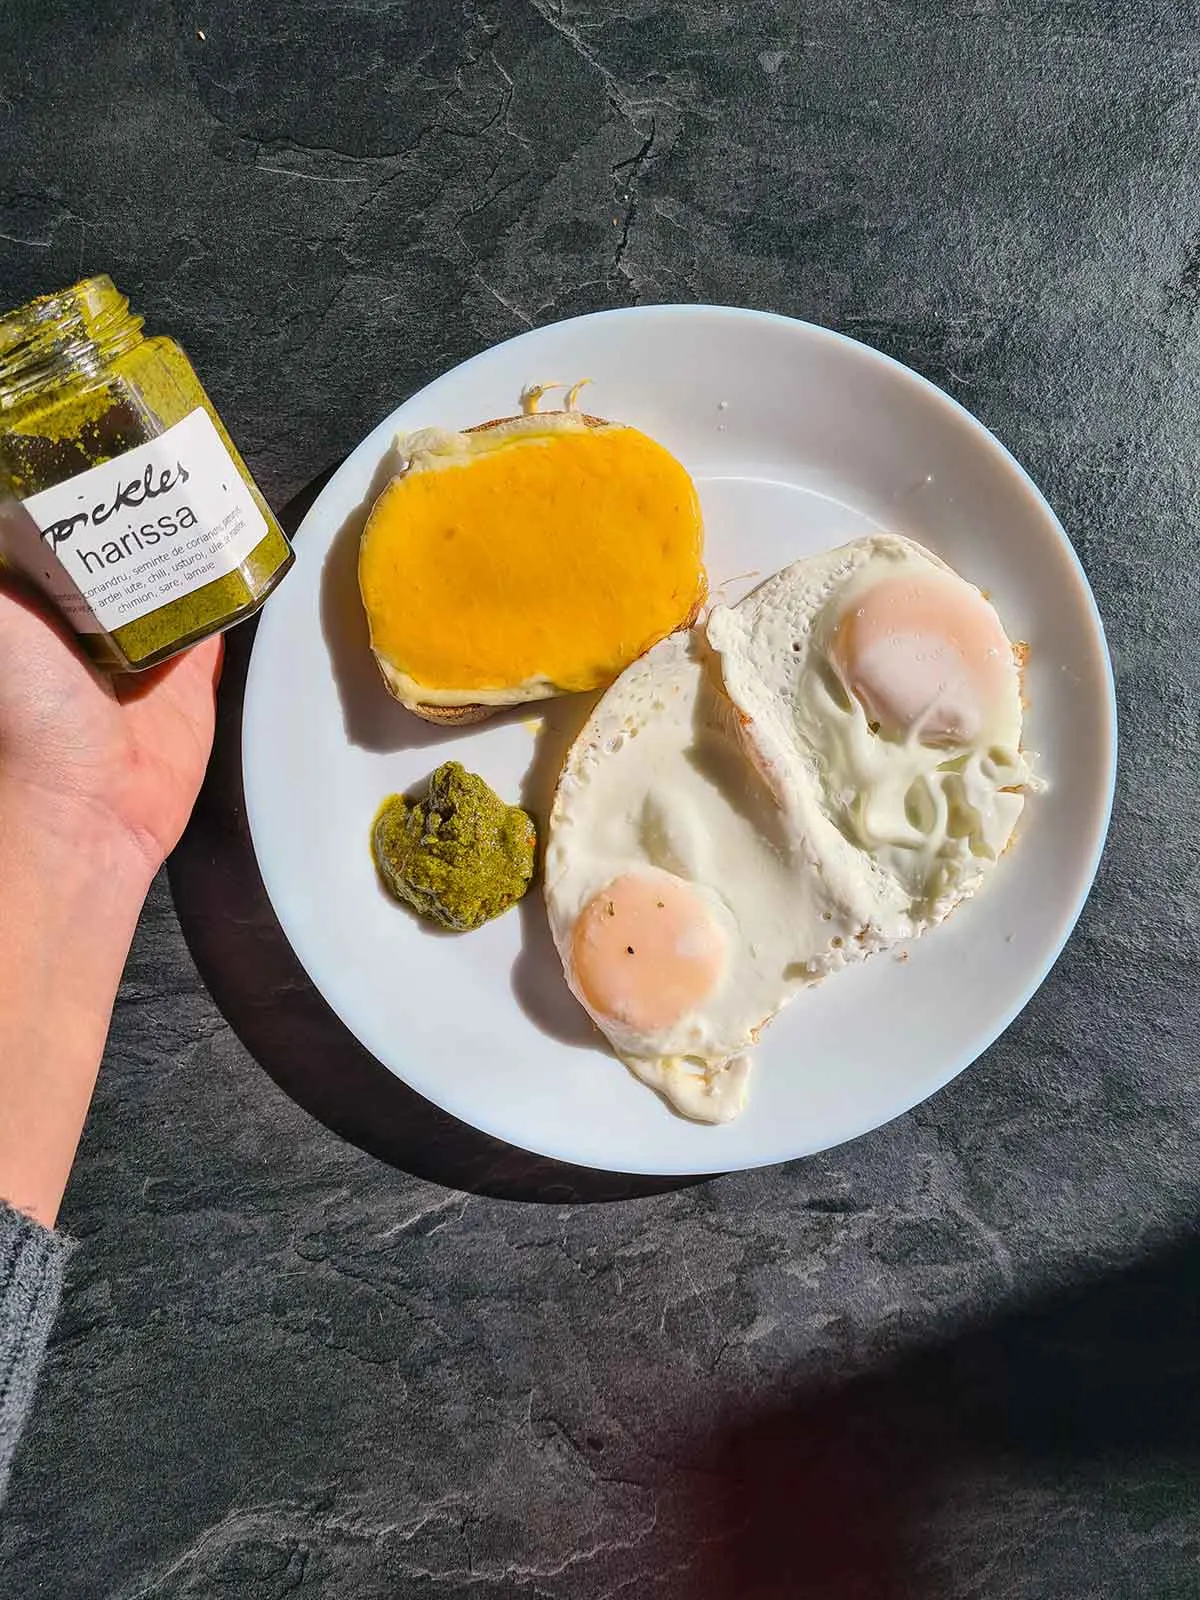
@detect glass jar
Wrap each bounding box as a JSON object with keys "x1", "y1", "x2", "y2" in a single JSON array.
[{"x1": 0, "y1": 275, "x2": 293, "y2": 671}]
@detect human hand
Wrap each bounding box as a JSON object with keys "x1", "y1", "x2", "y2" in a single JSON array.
[
  {"x1": 0, "y1": 579, "x2": 222, "y2": 879},
  {"x1": 0, "y1": 580, "x2": 222, "y2": 1226}
]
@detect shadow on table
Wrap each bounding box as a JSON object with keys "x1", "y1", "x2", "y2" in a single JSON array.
[
  {"x1": 169, "y1": 466, "x2": 701, "y2": 1204},
  {"x1": 670, "y1": 1232, "x2": 1200, "y2": 1597}
]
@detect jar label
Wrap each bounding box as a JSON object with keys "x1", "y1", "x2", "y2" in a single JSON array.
[{"x1": 13, "y1": 407, "x2": 268, "y2": 634}]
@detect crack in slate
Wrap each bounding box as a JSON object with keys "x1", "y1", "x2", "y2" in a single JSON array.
[{"x1": 611, "y1": 115, "x2": 656, "y2": 274}]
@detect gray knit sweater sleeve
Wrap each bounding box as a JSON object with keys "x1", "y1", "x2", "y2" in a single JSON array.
[{"x1": 0, "y1": 1204, "x2": 70, "y2": 1498}]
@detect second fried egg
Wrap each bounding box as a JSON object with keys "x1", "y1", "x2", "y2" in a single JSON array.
[
  {"x1": 707, "y1": 533, "x2": 1033, "y2": 926},
  {"x1": 543, "y1": 631, "x2": 892, "y2": 1123}
]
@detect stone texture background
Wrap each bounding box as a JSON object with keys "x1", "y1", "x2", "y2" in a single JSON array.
[{"x1": 2, "y1": 1, "x2": 1199, "y2": 1595}]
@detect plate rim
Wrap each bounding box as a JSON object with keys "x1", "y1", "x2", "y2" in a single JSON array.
[{"x1": 241, "y1": 302, "x2": 1118, "y2": 1177}]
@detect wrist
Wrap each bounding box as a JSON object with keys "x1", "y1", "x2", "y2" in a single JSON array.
[
  {"x1": 0, "y1": 775, "x2": 161, "y2": 901},
  {"x1": 0, "y1": 779, "x2": 153, "y2": 1227}
]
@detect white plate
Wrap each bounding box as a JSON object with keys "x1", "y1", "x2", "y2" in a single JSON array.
[{"x1": 242, "y1": 305, "x2": 1116, "y2": 1176}]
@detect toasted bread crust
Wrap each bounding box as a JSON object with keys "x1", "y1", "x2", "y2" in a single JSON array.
[
  {"x1": 375, "y1": 410, "x2": 700, "y2": 724},
  {"x1": 403, "y1": 700, "x2": 501, "y2": 726},
  {"x1": 465, "y1": 412, "x2": 607, "y2": 435}
]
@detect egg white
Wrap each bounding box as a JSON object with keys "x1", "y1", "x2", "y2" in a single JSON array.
[
  {"x1": 544, "y1": 630, "x2": 890, "y2": 1122},
  {"x1": 546, "y1": 534, "x2": 1038, "y2": 1124},
  {"x1": 707, "y1": 534, "x2": 1034, "y2": 931}
]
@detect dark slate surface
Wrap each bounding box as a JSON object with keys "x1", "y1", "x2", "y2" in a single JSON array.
[{"x1": 2, "y1": 2, "x2": 1199, "y2": 1595}]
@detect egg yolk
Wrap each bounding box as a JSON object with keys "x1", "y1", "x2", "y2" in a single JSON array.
[
  {"x1": 831, "y1": 571, "x2": 1013, "y2": 744},
  {"x1": 571, "y1": 873, "x2": 726, "y2": 1035},
  {"x1": 359, "y1": 423, "x2": 706, "y2": 695}
]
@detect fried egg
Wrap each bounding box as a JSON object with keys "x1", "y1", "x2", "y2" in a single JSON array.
[
  {"x1": 707, "y1": 534, "x2": 1033, "y2": 926},
  {"x1": 544, "y1": 630, "x2": 870, "y2": 1122},
  {"x1": 545, "y1": 534, "x2": 1035, "y2": 1122}
]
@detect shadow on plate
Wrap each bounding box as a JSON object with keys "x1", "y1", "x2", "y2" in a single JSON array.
[
  {"x1": 510, "y1": 682, "x2": 604, "y2": 1049},
  {"x1": 170, "y1": 468, "x2": 701, "y2": 1203},
  {"x1": 319, "y1": 440, "x2": 448, "y2": 753}
]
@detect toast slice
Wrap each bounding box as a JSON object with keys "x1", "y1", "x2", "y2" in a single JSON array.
[
  {"x1": 361, "y1": 411, "x2": 705, "y2": 725},
  {"x1": 401, "y1": 415, "x2": 603, "y2": 726}
]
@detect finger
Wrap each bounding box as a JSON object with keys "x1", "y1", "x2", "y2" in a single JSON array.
[
  {"x1": 0, "y1": 569, "x2": 92, "y2": 654},
  {"x1": 114, "y1": 634, "x2": 223, "y2": 706},
  {"x1": 199, "y1": 632, "x2": 224, "y2": 692},
  {"x1": 175, "y1": 634, "x2": 223, "y2": 696},
  {"x1": 0, "y1": 570, "x2": 114, "y2": 698}
]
